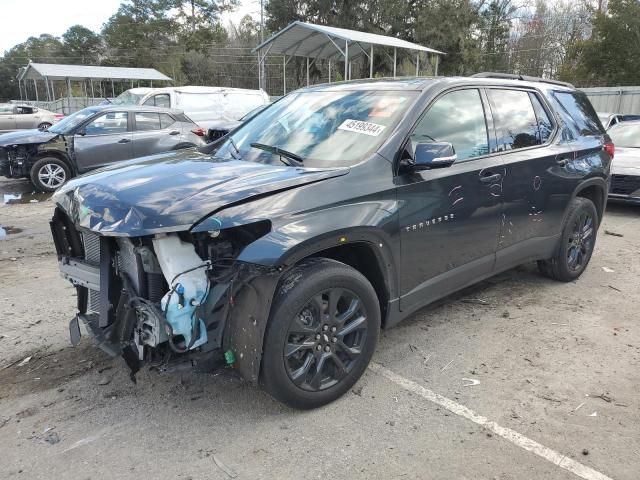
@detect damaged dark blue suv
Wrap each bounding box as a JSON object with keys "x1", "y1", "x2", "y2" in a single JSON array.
[{"x1": 50, "y1": 74, "x2": 612, "y2": 409}]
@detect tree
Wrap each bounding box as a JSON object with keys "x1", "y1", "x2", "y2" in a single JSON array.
[
  {"x1": 60, "y1": 25, "x2": 103, "y2": 64},
  {"x1": 561, "y1": 0, "x2": 640, "y2": 86}
]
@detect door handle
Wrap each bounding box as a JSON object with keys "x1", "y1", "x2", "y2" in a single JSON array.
[
  {"x1": 556, "y1": 158, "x2": 570, "y2": 167},
  {"x1": 118, "y1": 138, "x2": 131, "y2": 144},
  {"x1": 169, "y1": 130, "x2": 180, "y2": 135},
  {"x1": 479, "y1": 172, "x2": 502, "y2": 184}
]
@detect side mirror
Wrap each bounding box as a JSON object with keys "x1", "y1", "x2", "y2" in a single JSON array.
[{"x1": 413, "y1": 142, "x2": 456, "y2": 170}]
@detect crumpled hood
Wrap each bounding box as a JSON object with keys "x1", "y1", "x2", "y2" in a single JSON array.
[
  {"x1": 611, "y1": 147, "x2": 640, "y2": 175},
  {"x1": 53, "y1": 148, "x2": 348, "y2": 236},
  {"x1": 0, "y1": 129, "x2": 58, "y2": 146}
]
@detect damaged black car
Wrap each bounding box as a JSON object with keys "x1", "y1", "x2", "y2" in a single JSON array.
[{"x1": 50, "y1": 75, "x2": 611, "y2": 409}]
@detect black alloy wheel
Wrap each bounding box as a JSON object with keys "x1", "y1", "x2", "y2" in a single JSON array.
[{"x1": 284, "y1": 288, "x2": 368, "y2": 392}]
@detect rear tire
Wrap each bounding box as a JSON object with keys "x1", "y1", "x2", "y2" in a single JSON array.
[
  {"x1": 261, "y1": 258, "x2": 380, "y2": 409},
  {"x1": 30, "y1": 157, "x2": 70, "y2": 192},
  {"x1": 538, "y1": 197, "x2": 598, "y2": 282}
]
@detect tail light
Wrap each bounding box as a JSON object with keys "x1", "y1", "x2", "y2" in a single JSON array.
[
  {"x1": 191, "y1": 127, "x2": 206, "y2": 137},
  {"x1": 603, "y1": 141, "x2": 615, "y2": 159},
  {"x1": 53, "y1": 114, "x2": 64, "y2": 123}
]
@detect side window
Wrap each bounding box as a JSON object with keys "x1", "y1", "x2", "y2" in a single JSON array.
[
  {"x1": 84, "y1": 112, "x2": 128, "y2": 135},
  {"x1": 552, "y1": 91, "x2": 603, "y2": 136},
  {"x1": 488, "y1": 89, "x2": 540, "y2": 151},
  {"x1": 16, "y1": 106, "x2": 34, "y2": 114},
  {"x1": 528, "y1": 93, "x2": 554, "y2": 144},
  {"x1": 159, "y1": 113, "x2": 175, "y2": 129},
  {"x1": 0, "y1": 105, "x2": 14, "y2": 114},
  {"x1": 410, "y1": 89, "x2": 489, "y2": 161},
  {"x1": 135, "y1": 112, "x2": 162, "y2": 131},
  {"x1": 143, "y1": 94, "x2": 171, "y2": 108}
]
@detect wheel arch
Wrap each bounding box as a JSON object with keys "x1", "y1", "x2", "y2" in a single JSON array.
[
  {"x1": 31, "y1": 149, "x2": 74, "y2": 173},
  {"x1": 571, "y1": 177, "x2": 607, "y2": 225}
]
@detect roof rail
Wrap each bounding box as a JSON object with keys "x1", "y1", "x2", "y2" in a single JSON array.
[{"x1": 470, "y1": 72, "x2": 574, "y2": 89}]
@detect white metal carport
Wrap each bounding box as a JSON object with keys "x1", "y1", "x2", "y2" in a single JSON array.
[
  {"x1": 17, "y1": 62, "x2": 172, "y2": 113},
  {"x1": 253, "y1": 21, "x2": 445, "y2": 93}
]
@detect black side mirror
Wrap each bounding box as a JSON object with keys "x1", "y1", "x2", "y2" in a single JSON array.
[{"x1": 413, "y1": 142, "x2": 457, "y2": 170}]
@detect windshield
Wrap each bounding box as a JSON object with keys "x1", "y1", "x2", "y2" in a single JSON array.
[
  {"x1": 112, "y1": 90, "x2": 147, "y2": 105},
  {"x1": 608, "y1": 122, "x2": 640, "y2": 148},
  {"x1": 216, "y1": 90, "x2": 417, "y2": 168},
  {"x1": 48, "y1": 108, "x2": 100, "y2": 134}
]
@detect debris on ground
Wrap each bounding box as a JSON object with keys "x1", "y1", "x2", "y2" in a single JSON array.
[
  {"x1": 607, "y1": 285, "x2": 622, "y2": 293},
  {"x1": 593, "y1": 393, "x2": 613, "y2": 403},
  {"x1": 604, "y1": 230, "x2": 624, "y2": 237},
  {"x1": 44, "y1": 431, "x2": 61, "y2": 445},
  {"x1": 441, "y1": 360, "x2": 454, "y2": 372},
  {"x1": 582, "y1": 449, "x2": 589, "y2": 455},
  {"x1": 16, "y1": 356, "x2": 32, "y2": 367},
  {"x1": 461, "y1": 298, "x2": 490, "y2": 305},
  {"x1": 589, "y1": 412, "x2": 598, "y2": 417},
  {"x1": 0, "y1": 417, "x2": 9, "y2": 429},
  {"x1": 602, "y1": 267, "x2": 615, "y2": 273},
  {"x1": 573, "y1": 402, "x2": 585, "y2": 412},
  {"x1": 97, "y1": 376, "x2": 112, "y2": 386},
  {"x1": 212, "y1": 455, "x2": 238, "y2": 478},
  {"x1": 462, "y1": 378, "x2": 480, "y2": 387}
]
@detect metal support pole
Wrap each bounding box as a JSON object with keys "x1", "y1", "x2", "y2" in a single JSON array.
[
  {"x1": 435, "y1": 55, "x2": 439, "y2": 76},
  {"x1": 90, "y1": 80, "x2": 95, "y2": 100},
  {"x1": 393, "y1": 48, "x2": 397, "y2": 78},
  {"x1": 344, "y1": 41, "x2": 348, "y2": 81},
  {"x1": 111, "y1": 80, "x2": 115, "y2": 98},
  {"x1": 328, "y1": 61, "x2": 331, "y2": 83},
  {"x1": 50, "y1": 79, "x2": 55, "y2": 102},
  {"x1": 306, "y1": 57, "x2": 310, "y2": 86},
  {"x1": 44, "y1": 77, "x2": 50, "y2": 102},
  {"x1": 370, "y1": 45, "x2": 374, "y2": 78},
  {"x1": 18, "y1": 79, "x2": 23, "y2": 101},
  {"x1": 131, "y1": 80, "x2": 134, "y2": 88},
  {"x1": 416, "y1": 53, "x2": 420, "y2": 77},
  {"x1": 150, "y1": 80, "x2": 153, "y2": 88},
  {"x1": 283, "y1": 55, "x2": 286, "y2": 95},
  {"x1": 349, "y1": 62, "x2": 352, "y2": 80},
  {"x1": 34, "y1": 79, "x2": 39, "y2": 102},
  {"x1": 257, "y1": 52, "x2": 261, "y2": 90},
  {"x1": 66, "y1": 78, "x2": 72, "y2": 115}
]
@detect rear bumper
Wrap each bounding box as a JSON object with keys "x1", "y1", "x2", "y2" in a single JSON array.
[{"x1": 609, "y1": 173, "x2": 640, "y2": 202}]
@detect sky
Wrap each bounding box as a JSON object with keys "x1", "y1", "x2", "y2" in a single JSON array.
[{"x1": 0, "y1": 0, "x2": 259, "y2": 55}]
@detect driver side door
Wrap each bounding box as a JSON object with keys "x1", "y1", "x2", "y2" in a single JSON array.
[
  {"x1": 73, "y1": 111, "x2": 133, "y2": 172},
  {"x1": 396, "y1": 88, "x2": 504, "y2": 312}
]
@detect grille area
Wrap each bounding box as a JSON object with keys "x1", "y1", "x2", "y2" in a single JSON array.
[
  {"x1": 611, "y1": 174, "x2": 640, "y2": 196},
  {"x1": 82, "y1": 232, "x2": 102, "y2": 313}
]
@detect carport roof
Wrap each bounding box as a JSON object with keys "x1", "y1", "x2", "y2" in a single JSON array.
[
  {"x1": 252, "y1": 21, "x2": 445, "y2": 60},
  {"x1": 18, "y1": 63, "x2": 172, "y2": 82}
]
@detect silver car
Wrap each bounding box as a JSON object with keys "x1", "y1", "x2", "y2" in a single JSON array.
[
  {"x1": 607, "y1": 120, "x2": 640, "y2": 203},
  {"x1": 0, "y1": 105, "x2": 207, "y2": 192},
  {"x1": 0, "y1": 103, "x2": 62, "y2": 132}
]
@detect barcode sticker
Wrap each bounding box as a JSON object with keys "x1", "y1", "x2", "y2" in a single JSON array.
[{"x1": 337, "y1": 119, "x2": 386, "y2": 136}]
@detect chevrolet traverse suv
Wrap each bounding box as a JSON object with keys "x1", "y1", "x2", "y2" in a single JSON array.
[{"x1": 50, "y1": 73, "x2": 611, "y2": 409}]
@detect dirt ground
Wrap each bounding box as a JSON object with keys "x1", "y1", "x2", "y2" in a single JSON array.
[{"x1": 1, "y1": 176, "x2": 639, "y2": 480}]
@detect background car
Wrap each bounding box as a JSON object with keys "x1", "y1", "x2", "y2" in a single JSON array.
[
  {"x1": 0, "y1": 104, "x2": 206, "y2": 192},
  {"x1": 607, "y1": 120, "x2": 640, "y2": 203},
  {"x1": 597, "y1": 112, "x2": 640, "y2": 129},
  {"x1": 0, "y1": 103, "x2": 63, "y2": 132}
]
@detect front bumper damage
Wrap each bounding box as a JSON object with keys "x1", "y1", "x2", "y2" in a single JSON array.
[{"x1": 50, "y1": 207, "x2": 281, "y2": 384}]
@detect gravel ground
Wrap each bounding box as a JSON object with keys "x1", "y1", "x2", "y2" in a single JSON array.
[{"x1": 1, "y1": 177, "x2": 638, "y2": 480}]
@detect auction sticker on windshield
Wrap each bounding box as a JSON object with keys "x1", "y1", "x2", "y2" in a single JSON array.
[{"x1": 338, "y1": 119, "x2": 386, "y2": 136}]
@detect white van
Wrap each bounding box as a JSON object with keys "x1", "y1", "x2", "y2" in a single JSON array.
[{"x1": 138, "y1": 86, "x2": 270, "y2": 139}]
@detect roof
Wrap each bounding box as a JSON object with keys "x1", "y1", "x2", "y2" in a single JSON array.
[
  {"x1": 83, "y1": 104, "x2": 184, "y2": 114},
  {"x1": 19, "y1": 63, "x2": 172, "y2": 82},
  {"x1": 253, "y1": 21, "x2": 445, "y2": 61},
  {"x1": 147, "y1": 86, "x2": 268, "y2": 95}
]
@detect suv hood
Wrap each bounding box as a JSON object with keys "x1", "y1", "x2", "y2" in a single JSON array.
[
  {"x1": 0, "y1": 129, "x2": 58, "y2": 146},
  {"x1": 53, "y1": 148, "x2": 348, "y2": 236}
]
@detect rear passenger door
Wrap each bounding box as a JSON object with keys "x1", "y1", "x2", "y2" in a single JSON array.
[
  {"x1": 0, "y1": 105, "x2": 16, "y2": 131},
  {"x1": 397, "y1": 88, "x2": 504, "y2": 312},
  {"x1": 132, "y1": 112, "x2": 181, "y2": 157},
  {"x1": 487, "y1": 88, "x2": 573, "y2": 269}
]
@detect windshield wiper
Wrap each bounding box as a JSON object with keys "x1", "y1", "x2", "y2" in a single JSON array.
[
  {"x1": 250, "y1": 142, "x2": 304, "y2": 167},
  {"x1": 228, "y1": 136, "x2": 243, "y2": 160}
]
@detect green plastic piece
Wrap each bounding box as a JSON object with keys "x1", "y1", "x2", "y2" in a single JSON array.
[{"x1": 224, "y1": 350, "x2": 236, "y2": 365}]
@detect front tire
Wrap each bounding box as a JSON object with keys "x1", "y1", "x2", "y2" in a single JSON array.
[
  {"x1": 538, "y1": 197, "x2": 598, "y2": 282},
  {"x1": 261, "y1": 258, "x2": 380, "y2": 409},
  {"x1": 30, "y1": 157, "x2": 70, "y2": 192}
]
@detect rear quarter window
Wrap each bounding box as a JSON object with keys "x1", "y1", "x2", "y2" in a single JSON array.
[{"x1": 552, "y1": 91, "x2": 603, "y2": 137}]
